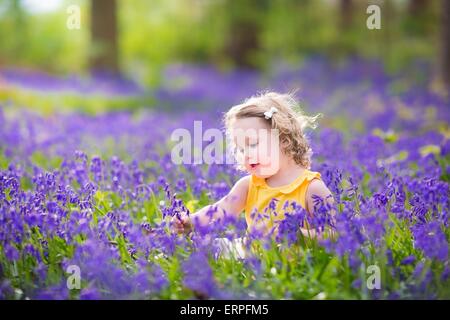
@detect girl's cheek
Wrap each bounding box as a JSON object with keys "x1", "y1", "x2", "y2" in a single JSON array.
[
  {"x1": 248, "y1": 147, "x2": 259, "y2": 161},
  {"x1": 258, "y1": 152, "x2": 270, "y2": 166},
  {"x1": 235, "y1": 152, "x2": 245, "y2": 164},
  {"x1": 257, "y1": 143, "x2": 275, "y2": 166}
]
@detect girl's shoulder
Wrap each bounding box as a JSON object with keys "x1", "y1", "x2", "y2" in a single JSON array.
[
  {"x1": 305, "y1": 176, "x2": 333, "y2": 201},
  {"x1": 304, "y1": 173, "x2": 333, "y2": 213},
  {"x1": 232, "y1": 175, "x2": 251, "y2": 191},
  {"x1": 306, "y1": 177, "x2": 328, "y2": 195}
]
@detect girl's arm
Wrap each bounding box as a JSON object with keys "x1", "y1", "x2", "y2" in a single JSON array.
[
  {"x1": 173, "y1": 175, "x2": 250, "y2": 233},
  {"x1": 302, "y1": 179, "x2": 336, "y2": 239}
]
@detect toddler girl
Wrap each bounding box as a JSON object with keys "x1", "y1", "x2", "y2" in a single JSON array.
[{"x1": 173, "y1": 91, "x2": 334, "y2": 240}]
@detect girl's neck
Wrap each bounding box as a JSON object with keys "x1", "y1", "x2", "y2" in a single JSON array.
[{"x1": 265, "y1": 158, "x2": 307, "y2": 188}]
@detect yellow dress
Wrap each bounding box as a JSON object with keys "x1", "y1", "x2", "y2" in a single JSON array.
[{"x1": 244, "y1": 169, "x2": 322, "y2": 231}]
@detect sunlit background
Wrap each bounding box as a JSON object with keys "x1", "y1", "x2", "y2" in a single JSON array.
[{"x1": 0, "y1": 0, "x2": 447, "y2": 85}]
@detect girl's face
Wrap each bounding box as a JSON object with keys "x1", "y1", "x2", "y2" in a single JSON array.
[{"x1": 231, "y1": 117, "x2": 281, "y2": 178}]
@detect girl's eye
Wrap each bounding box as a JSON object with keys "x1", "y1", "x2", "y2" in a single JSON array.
[{"x1": 235, "y1": 143, "x2": 256, "y2": 154}]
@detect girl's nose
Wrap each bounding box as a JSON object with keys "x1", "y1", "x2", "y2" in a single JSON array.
[{"x1": 245, "y1": 153, "x2": 257, "y2": 163}]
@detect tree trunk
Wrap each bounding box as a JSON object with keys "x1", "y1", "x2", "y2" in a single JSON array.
[
  {"x1": 12, "y1": 0, "x2": 27, "y2": 58},
  {"x1": 226, "y1": 20, "x2": 260, "y2": 69},
  {"x1": 440, "y1": 0, "x2": 450, "y2": 88},
  {"x1": 90, "y1": 0, "x2": 119, "y2": 73},
  {"x1": 223, "y1": 0, "x2": 268, "y2": 69},
  {"x1": 340, "y1": 0, "x2": 353, "y2": 30},
  {"x1": 408, "y1": 0, "x2": 427, "y2": 16}
]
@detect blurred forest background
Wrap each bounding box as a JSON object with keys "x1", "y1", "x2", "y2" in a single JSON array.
[{"x1": 0, "y1": 0, "x2": 448, "y2": 88}]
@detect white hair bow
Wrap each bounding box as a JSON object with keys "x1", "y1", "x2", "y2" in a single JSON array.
[{"x1": 264, "y1": 107, "x2": 278, "y2": 119}]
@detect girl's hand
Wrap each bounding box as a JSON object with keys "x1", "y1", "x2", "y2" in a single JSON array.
[
  {"x1": 170, "y1": 175, "x2": 250, "y2": 235},
  {"x1": 171, "y1": 213, "x2": 193, "y2": 234}
]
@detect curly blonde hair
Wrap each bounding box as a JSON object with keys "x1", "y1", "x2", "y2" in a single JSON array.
[{"x1": 224, "y1": 90, "x2": 322, "y2": 169}]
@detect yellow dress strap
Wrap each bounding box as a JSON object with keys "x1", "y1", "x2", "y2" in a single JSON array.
[{"x1": 252, "y1": 169, "x2": 321, "y2": 194}]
